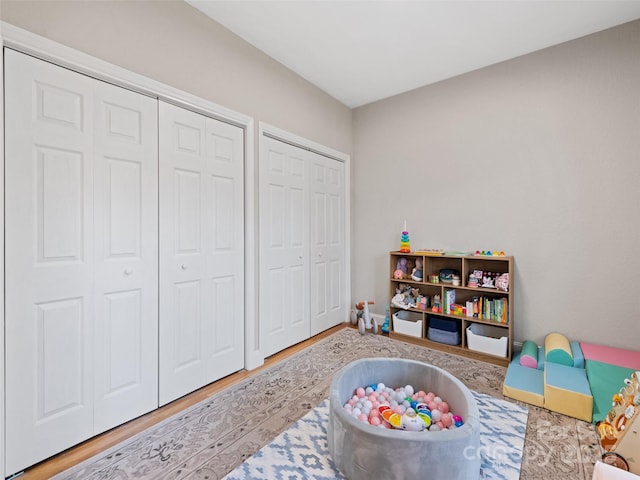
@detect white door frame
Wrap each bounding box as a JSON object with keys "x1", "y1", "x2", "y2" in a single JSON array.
[
  {"x1": 258, "y1": 122, "x2": 352, "y2": 346},
  {"x1": 0, "y1": 21, "x2": 260, "y2": 475}
]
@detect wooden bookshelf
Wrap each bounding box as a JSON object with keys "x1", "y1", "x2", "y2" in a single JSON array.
[{"x1": 389, "y1": 251, "x2": 513, "y2": 367}]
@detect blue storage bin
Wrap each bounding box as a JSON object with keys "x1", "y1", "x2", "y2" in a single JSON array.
[{"x1": 427, "y1": 317, "x2": 461, "y2": 345}]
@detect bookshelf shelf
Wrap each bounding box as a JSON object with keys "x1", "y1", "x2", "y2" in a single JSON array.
[{"x1": 389, "y1": 251, "x2": 514, "y2": 366}]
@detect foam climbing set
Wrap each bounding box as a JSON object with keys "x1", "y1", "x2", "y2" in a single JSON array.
[
  {"x1": 504, "y1": 333, "x2": 640, "y2": 424},
  {"x1": 503, "y1": 332, "x2": 592, "y2": 422}
]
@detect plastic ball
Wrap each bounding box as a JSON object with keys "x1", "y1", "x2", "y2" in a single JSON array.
[
  {"x1": 356, "y1": 387, "x2": 365, "y2": 398},
  {"x1": 439, "y1": 402, "x2": 449, "y2": 414},
  {"x1": 431, "y1": 409, "x2": 442, "y2": 422},
  {"x1": 370, "y1": 416, "x2": 381, "y2": 426},
  {"x1": 441, "y1": 413, "x2": 453, "y2": 428},
  {"x1": 404, "y1": 385, "x2": 415, "y2": 396}
]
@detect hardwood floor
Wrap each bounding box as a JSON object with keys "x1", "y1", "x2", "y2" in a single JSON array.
[{"x1": 18, "y1": 324, "x2": 348, "y2": 480}]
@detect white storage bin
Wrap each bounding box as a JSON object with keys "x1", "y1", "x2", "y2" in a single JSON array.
[
  {"x1": 392, "y1": 311, "x2": 423, "y2": 338},
  {"x1": 466, "y1": 323, "x2": 508, "y2": 357}
]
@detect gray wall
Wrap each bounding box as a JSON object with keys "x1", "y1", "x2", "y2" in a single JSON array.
[
  {"x1": 0, "y1": 0, "x2": 352, "y2": 154},
  {"x1": 2, "y1": 1, "x2": 638, "y2": 350},
  {"x1": 352, "y1": 20, "x2": 640, "y2": 350}
]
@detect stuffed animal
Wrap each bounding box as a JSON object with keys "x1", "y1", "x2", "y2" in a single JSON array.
[
  {"x1": 411, "y1": 258, "x2": 423, "y2": 282},
  {"x1": 396, "y1": 257, "x2": 408, "y2": 275}
]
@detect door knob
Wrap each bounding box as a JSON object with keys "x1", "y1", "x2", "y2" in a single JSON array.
[
  {"x1": 181, "y1": 264, "x2": 188, "y2": 270},
  {"x1": 124, "y1": 267, "x2": 133, "y2": 276}
]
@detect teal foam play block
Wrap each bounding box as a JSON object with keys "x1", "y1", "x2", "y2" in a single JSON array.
[{"x1": 503, "y1": 355, "x2": 544, "y2": 407}]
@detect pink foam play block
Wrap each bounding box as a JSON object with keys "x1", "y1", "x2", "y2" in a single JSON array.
[{"x1": 580, "y1": 342, "x2": 640, "y2": 370}]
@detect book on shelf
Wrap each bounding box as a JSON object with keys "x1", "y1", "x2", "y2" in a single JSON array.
[{"x1": 472, "y1": 296, "x2": 508, "y2": 323}]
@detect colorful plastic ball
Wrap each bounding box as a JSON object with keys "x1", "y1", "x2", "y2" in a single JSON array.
[
  {"x1": 430, "y1": 409, "x2": 442, "y2": 422},
  {"x1": 453, "y1": 414, "x2": 464, "y2": 427},
  {"x1": 356, "y1": 387, "x2": 365, "y2": 398},
  {"x1": 438, "y1": 401, "x2": 449, "y2": 414},
  {"x1": 370, "y1": 416, "x2": 381, "y2": 427},
  {"x1": 441, "y1": 413, "x2": 453, "y2": 428}
]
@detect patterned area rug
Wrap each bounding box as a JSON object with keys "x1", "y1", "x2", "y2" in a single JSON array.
[
  {"x1": 53, "y1": 328, "x2": 601, "y2": 480},
  {"x1": 224, "y1": 392, "x2": 528, "y2": 480}
]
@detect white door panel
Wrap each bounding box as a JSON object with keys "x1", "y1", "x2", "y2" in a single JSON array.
[
  {"x1": 260, "y1": 138, "x2": 310, "y2": 357},
  {"x1": 5, "y1": 49, "x2": 158, "y2": 475},
  {"x1": 159, "y1": 102, "x2": 244, "y2": 406},
  {"x1": 5, "y1": 49, "x2": 95, "y2": 475},
  {"x1": 310, "y1": 155, "x2": 346, "y2": 335},
  {"x1": 92, "y1": 81, "x2": 158, "y2": 434}
]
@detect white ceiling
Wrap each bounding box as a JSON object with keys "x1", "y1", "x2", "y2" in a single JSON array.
[{"x1": 186, "y1": 1, "x2": 640, "y2": 108}]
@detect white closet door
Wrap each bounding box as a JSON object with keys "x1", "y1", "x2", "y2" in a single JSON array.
[
  {"x1": 310, "y1": 154, "x2": 347, "y2": 335},
  {"x1": 159, "y1": 102, "x2": 244, "y2": 406},
  {"x1": 4, "y1": 49, "x2": 158, "y2": 475},
  {"x1": 92, "y1": 76, "x2": 159, "y2": 434},
  {"x1": 260, "y1": 137, "x2": 310, "y2": 357}
]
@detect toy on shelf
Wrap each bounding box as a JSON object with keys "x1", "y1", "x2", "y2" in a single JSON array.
[
  {"x1": 394, "y1": 257, "x2": 408, "y2": 279},
  {"x1": 414, "y1": 248, "x2": 444, "y2": 256},
  {"x1": 391, "y1": 284, "x2": 419, "y2": 310},
  {"x1": 400, "y1": 221, "x2": 411, "y2": 253},
  {"x1": 411, "y1": 258, "x2": 423, "y2": 282},
  {"x1": 350, "y1": 300, "x2": 377, "y2": 335},
  {"x1": 474, "y1": 250, "x2": 506, "y2": 257}
]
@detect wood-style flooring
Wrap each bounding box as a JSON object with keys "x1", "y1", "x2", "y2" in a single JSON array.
[{"x1": 18, "y1": 324, "x2": 348, "y2": 480}]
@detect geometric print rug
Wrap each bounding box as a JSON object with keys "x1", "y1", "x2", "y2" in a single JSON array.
[{"x1": 224, "y1": 391, "x2": 528, "y2": 480}]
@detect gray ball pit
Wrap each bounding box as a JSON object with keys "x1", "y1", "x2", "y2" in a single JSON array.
[{"x1": 328, "y1": 357, "x2": 480, "y2": 480}]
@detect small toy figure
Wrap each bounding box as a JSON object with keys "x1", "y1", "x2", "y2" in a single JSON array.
[
  {"x1": 381, "y1": 304, "x2": 391, "y2": 333},
  {"x1": 411, "y1": 258, "x2": 423, "y2": 282}
]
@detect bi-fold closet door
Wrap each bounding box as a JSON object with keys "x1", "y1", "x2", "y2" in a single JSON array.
[
  {"x1": 4, "y1": 49, "x2": 246, "y2": 476},
  {"x1": 4, "y1": 49, "x2": 159, "y2": 475},
  {"x1": 260, "y1": 136, "x2": 346, "y2": 357},
  {"x1": 158, "y1": 102, "x2": 245, "y2": 406}
]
